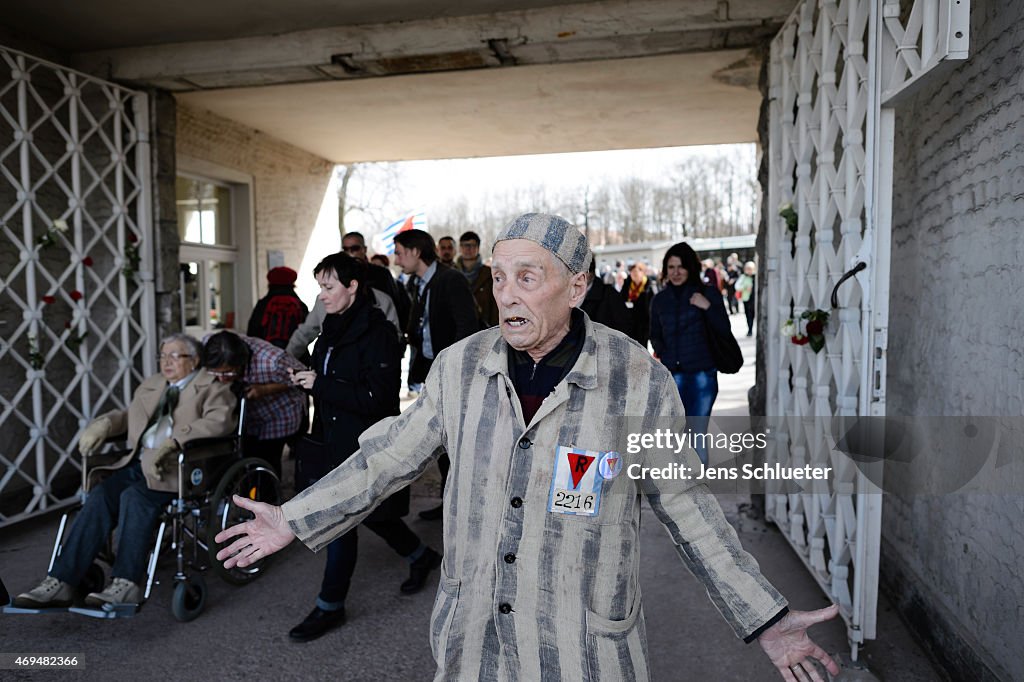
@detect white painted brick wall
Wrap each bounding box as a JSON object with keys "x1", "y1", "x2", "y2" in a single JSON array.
[{"x1": 885, "y1": 1, "x2": 1024, "y2": 678}]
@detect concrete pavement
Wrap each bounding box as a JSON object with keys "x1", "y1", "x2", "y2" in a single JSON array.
[{"x1": 0, "y1": 314, "x2": 945, "y2": 680}]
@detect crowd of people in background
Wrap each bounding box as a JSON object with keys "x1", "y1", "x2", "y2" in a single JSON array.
[{"x1": 596, "y1": 252, "x2": 756, "y2": 335}]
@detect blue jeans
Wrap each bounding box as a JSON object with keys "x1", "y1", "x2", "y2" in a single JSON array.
[
  {"x1": 50, "y1": 462, "x2": 173, "y2": 586},
  {"x1": 672, "y1": 370, "x2": 719, "y2": 465}
]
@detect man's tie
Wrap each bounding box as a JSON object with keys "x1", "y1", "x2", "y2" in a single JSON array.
[
  {"x1": 142, "y1": 384, "x2": 179, "y2": 433},
  {"x1": 137, "y1": 384, "x2": 180, "y2": 455},
  {"x1": 163, "y1": 385, "x2": 179, "y2": 417}
]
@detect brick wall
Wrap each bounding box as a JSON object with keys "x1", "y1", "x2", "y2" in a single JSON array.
[
  {"x1": 884, "y1": 1, "x2": 1024, "y2": 679},
  {"x1": 174, "y1": 102, "x2": 336, "y2": 325}
]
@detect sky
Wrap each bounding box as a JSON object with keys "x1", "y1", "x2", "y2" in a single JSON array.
[
  {"x1": 297, "y1": 143, "x2": 756, "y2": 304},
  {"x1": 347, "y1": 143, "x2": 757, "y2": 235}
]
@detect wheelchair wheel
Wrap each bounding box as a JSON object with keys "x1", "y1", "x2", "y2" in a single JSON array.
[
  {"x1": 171, "y1": 574, "x2": 207, "y2": 622},
  {"x1": 208, "y1": 457, "x2": 282, "y2": 586}
]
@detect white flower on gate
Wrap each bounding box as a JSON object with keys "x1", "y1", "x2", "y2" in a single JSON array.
[
  {"x1": 781, "y1": 319, "x2": 797, "y2": 338},
  {"x1": 52, "y1": 219, "x2": 68, "y2": 233}
]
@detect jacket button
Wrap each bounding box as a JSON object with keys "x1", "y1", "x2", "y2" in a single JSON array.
[
  {"x1": 499, "y1": 603, "x2": 512, "y2": 614},
  {"x1": 510, "y1": 497, "x2": 523, "y2": 508},
  {"x1": 504, "y1": 553, "x2": 516, "y2": 564},
  {"x1": 518, "y1": 438, "x2": 531, "y2": 449}
]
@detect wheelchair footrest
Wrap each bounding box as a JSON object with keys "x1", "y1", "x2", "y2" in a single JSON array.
[
  {"x1": 2, "y1": 605, "x2": 71, "y2": 615},
  {"x1": 68, "y1": 603, "x2": 140, "y2": 619}
]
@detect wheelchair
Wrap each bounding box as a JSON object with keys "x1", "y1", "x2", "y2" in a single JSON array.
[{"x1": 2, "y1": 399, "x2": 283, "y2": 622}]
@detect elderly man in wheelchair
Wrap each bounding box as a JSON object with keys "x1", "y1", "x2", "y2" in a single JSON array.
[{"x1": 11, "y1": 333, "x2": 238, "y2": 612}]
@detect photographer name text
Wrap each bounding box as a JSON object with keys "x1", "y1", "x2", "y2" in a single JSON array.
[{"x1": 626, "y1": 462, "x2": 833, "y2": 481}]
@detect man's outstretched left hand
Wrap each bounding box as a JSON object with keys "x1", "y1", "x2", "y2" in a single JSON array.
[{"x1": 758, "y1": 604, "x2": 841, "y2": 681}]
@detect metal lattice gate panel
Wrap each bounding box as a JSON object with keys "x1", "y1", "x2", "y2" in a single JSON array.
[
  {"x1": 0, "y1": 46, "x2": 156, "y2": 527},
  {"x1": 764, "y1": 0, "x2": 969, "y2": 657}
]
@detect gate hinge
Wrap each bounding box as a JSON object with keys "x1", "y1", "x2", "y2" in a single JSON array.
[{"x1": 871, "y1": 328, "x2": 888, "y2": 401}]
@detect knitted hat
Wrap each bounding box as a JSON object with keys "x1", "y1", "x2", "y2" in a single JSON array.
[
  {"x1": 267, "y1": 266, "x2": 298, "y2": 286},
  {"x1": 493, "y1": 213, "x2": 592, "y2": 274}
]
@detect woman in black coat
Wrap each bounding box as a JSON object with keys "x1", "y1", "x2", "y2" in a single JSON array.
[
  {"x1": 649, "y1": 242, "x2": 732, "y2": 465},
  {"x1": 620, "y1": 261, "x2": 657, "y2": 347},
  {"x1": 287, "y1": 252, "x2": 440, "y2": 643}
]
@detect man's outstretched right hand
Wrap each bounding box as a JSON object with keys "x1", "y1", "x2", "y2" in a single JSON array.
[{"x1": 214, "y1": 495, "x2": 296, "y2": 568}]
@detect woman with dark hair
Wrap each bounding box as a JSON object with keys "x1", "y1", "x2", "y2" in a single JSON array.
[
  {"x1": 202, "y1": 328, "x2": 307, "y2": 478},
  {"x1": 286, "y1": 251, "x2": 440, "y2": 642},
  {"x1": 649, "y1": 242, "x2": 732, "y2": 465}
]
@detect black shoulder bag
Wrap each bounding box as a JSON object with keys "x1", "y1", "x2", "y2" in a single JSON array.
[{"x1": 702, "y1": 300, "x2": 744, "y2": 374}]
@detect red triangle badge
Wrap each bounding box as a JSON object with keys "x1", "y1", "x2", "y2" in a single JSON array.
[{"x1": 567, "y1": 452, "x2": 595, "y2": 489}]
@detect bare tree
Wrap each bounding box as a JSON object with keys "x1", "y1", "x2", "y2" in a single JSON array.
[
  {"x1": 336, "y1": 162, "x2": 405, "y2": 238},
  {"x1": 342, "y1": 146, "x2": 758, "y2": 248}
]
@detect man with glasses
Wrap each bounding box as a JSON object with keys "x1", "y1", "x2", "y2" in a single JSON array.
[
  {"x1": 342, "y1": 231, "x2": 409, "y2": 326},
  {"x1": 455, "y1": 230, "x2": 498, "y2": 329},
  {"x1": 203, "y1": 331, "x2": 308, "y2": 479},
  {"x1": 12, "y1": 334, "x2": 235, "y2": 609}
]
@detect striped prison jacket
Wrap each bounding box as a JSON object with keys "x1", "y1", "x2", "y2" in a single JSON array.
[{"x1": 283, "y1": 315, "x2": 787, "y2": 680}]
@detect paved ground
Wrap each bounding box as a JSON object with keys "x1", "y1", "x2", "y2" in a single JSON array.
[{"x1": 0, "y1": 315, "x2": 946, "y2": 680}]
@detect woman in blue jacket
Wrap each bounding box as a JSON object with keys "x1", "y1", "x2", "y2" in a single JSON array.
[{"x1": 649, "y1": 242, "x2": 731, "y2": 465}]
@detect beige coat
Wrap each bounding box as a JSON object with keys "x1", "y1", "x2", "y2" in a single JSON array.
[
  {"x1": 283, "y1": 317, "x2": 786, "y2": 680},
  {"x1": 93, "y1": 369, "x2": 237, "y2": 493}
]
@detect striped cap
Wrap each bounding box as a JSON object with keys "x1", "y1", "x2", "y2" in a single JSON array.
[{"x1": 493, "y1": 213, "x2": 592, "y2": 274}]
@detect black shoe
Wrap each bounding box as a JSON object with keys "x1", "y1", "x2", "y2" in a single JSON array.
[
  {"x1": 288, "y1": 606, "x2": 346, "y2": 642},
  {"x1": 418, "y1": 504, "x2": 443, "y2": 521},
  {"x1": 400, "y1": 548, "x2": 442, "y2": 594}
]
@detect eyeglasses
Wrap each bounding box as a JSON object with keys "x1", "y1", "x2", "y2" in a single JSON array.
[
  {"x1": 208, "y1": 369, "x2": 240, "y2": 379},
  {"x1": 158, "y1": 352, "x2": 193, "y2": 362},
  {"x1": 342, "y1": 245, "x2": 365, "y2": 253}
]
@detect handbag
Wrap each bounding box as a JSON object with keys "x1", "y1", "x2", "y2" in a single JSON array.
[
  {"x1": 292, "y1": 435, "x2": 332, "y2": 492},
  {"x1": 703, "y1": 309, "x2": 744, "y2": 374}
]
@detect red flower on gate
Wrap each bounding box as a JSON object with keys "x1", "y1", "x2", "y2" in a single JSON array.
[
  {"x1": 82, "y1": 256, "x2": 94, "y2": 267},
  {"x1": 127, "y1": 232, "x2": 138, "y2": 243},
  {"x1": 791, "y1": 335, "x2": 810, "y2": 346},
  {"x1": 805, "y1": 319, "x2": 824, "y2": 336},
  {"x1": 70, "y1": 290, "x2": 83, "y2": 302},
  {"x1": 42, "y1": 295, "x2": 56, "y2": 305}
]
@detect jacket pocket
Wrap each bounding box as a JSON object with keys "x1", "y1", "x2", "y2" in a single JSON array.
[
  {"x1": 584, "y1": 587, "x2": 646, "y2": 681},
  {"x1": 429, "y1": 574, "x2": 461, "y2": 664},
  {"x1": 585, "y1": 585, "x2": 642, "y2": 639}
]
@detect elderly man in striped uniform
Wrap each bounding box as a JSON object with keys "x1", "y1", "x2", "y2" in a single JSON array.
[{"x1": 216, "y1": 213, "x2": 839, "y2": 682}]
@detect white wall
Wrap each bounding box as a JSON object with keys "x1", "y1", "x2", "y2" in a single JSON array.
[{"x1": 883, "y1": 1, "x2": 1024, "y2": 679}]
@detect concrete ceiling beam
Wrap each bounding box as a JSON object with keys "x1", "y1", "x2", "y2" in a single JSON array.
[{"x1": 71, "y1": 0, "x2": 792, "y2": 90}]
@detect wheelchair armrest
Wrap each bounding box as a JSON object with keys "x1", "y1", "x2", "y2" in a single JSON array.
[
  {"x1": 181, "y1": 436, "x2": 237, "y2": 464},
  {"x1": 87, "y1": 450, "x2": 131, "y2": 468},
  {"x1": 84, "y1": 436, "x2": 131, "y2": 467}
]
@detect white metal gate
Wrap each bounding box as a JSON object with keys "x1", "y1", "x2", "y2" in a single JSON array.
[
  {"x1": 0, "y1": 46, "x2": 156, "y2": 527},
  {"x1": 764, "y1": 0, "x2": 969, "y2": 657}
]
